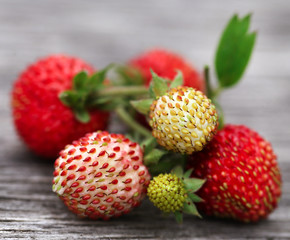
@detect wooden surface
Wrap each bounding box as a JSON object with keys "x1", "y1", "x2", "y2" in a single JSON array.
[{"x1": 1, "y1": 0, "x2": 290, "y2": 239}]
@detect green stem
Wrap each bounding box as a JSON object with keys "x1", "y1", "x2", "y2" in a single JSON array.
[
  {"x1": 97, "y1": 86, "x2": 148, "y2": 98},
  {"x1": 204, "y1": 65, "x2": 224, "y2": 129},
  {"x1": 115, "y1": 107, "x2": 152, "y2": 138},
  {"x1": 204, "y1": 65, "x2": 212, "y2": 99},
  {"x1": 204, "y1": 65, "x2": 224, "y2": 99},
  {"x1": 211, "y1": 86, "x2": 224, "y2": 99}
]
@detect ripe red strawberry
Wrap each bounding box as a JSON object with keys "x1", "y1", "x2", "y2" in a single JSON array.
[
  {"x1": 52, "y1": 131, "x2": 150, "y2": 220},
  {"x1": 187, "y1": 125, "x2": 281, "y2": 222},
  {"x1": 11, "y1": 55, "x2": 109, "y2": 158},
  {"x1": 129, "y1": 49, "x2": 204, "y2": 91}
]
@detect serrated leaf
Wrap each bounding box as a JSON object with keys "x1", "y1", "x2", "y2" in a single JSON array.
[
  {"x1": 183, "y1": 178, "x2": 206, "y2": 193},
  {"x1": 174, "y1": 211, "x2": 183, "y2": 224},
  {"x1": 183, "y1": 198, "x2": 201, "y2": 217},
  {"x1": 74, "y1": 108, "x2": 90, "y2": 123},
  {"x1": 171, "y1": 165, "x2": 184, "y2": 178},
  {"x1": 144, "y1": 149, "x2": 166, "y2": 166},
  {"x1": 141, "y1": 137, "x2": 157, "y2": 155},
  {"x1": 215, "y1": 14, "x2": 256, "y2": 88},
  {"x1": 183, "y1": 169, "x2": 193, "y2": 179},
  {"x1": 170, "y1": 71, "x2": 184, "y2": 89},
  {"x1": 149, "y1": 70, "x2": 169, "y2": 98},
  {"x1": 73, "y1": 71, "x2": 89, "y2": 91},
  {"x1": 188, "y1": 192, "x2": 203, "y2": 203},
  {"x1": 130, "y1": 99, "x2": 153, "y2": 115}
]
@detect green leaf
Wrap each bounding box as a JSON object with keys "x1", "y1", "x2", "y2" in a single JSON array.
[
  {"x1": 171, "y1": 165, "x2": 184, "y2": 178},
  {"x1": 74, "y1": 108, "x2": 90, "y2": 123},
  {"x1": 188, "y1": 192, "x2": 203, "y2": 203},
  {"x1": 215, "y1": 14, "x2": 257, "y2": 88},
  {"x1": 183, "y1": 198, "x2": 201, "y2": 217},
  {"x1": 59, "y1": 90, "x2": 79, "y2": 107},
  {"x1": 73, "y1": 71, "x2": 89, "y2": 91},
  {"x1": 174, "y1": 211, "x2": 183, "y2": 224},
  {"x1": 130, "y1": 99, "x2": 153, "y2": 115},
  {"x1": 141, "y1": 137, "x2": 157, "y2": 155},
  {"x1": 89, "y1": 64, "x2": 113, "y2": 91},
  {"x1": 144, "y1": 148, "x2": 166, "y2": 166},
  {"x1": 170, "y1": 71, "x2": 184, "y2": 89},
  {"x1": 59, "y1": 65, "x2": 115, "y2": 124},
  {"x1": 183, "y1": 178, "x2": 206, "y2": 193},
  {"x1": 183, "y1": 169, "x2": 193, "y2": 179},
  {"x1": 149, "y1": 159, "x2": 177, "y2": 176},
  {"x1": 149, "y1": 70, "x2": 169, "y2": 98}
]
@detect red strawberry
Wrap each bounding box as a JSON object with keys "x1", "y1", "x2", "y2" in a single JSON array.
[
  {"x1": 129, "y1": 48, "x2": 204, "y2": 91},
  {"x1": 11, "y1": 55, "x2": 109, "y2": 158},
  {"x1": 52, "y1": 131, "x2": 150, "y2": 220},
  {"x1": 187, "y1": 125, "x2": 281, "y2": 222},
  {"x1": 128, "y1": 49, "x2": 204, "y2": 128}
]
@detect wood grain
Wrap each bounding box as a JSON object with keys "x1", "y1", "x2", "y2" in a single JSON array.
[{"x1": 0, "y1": 0, "x2": 289, "y2": 239}]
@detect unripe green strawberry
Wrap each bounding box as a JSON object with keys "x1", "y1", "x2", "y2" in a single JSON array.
[
  {"x1": 146, "y1": 168, "x2": 205, "y2": 223},
  {"x1": 149, "y1": 86, "x2": 218, "y2": 154},
  {"x1": 52, "y1": 131, "x2": 150, "y2": 220},
  {"x1": 147, "y1": 173, "x2": 187, "y2": 213}
]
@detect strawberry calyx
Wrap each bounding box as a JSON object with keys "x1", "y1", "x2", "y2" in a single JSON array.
[
  {"x1": 130, "y1": 69, "x2": 184, "y2": 116},
  {"x1": 59, "y1": 64, "x2": 148, "y2": 123},
  {"x1": 110, "y1": 70, "x2": 186, "y2": 141}
]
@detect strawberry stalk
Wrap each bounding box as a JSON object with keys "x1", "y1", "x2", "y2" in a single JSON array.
[
  {"x1": 59, "y1": 67, "x2": 149, "y2": 123},
  {"x1": 204, "y1": 66, "x2": 225, "y2": 129},
  {"x1": 203, "y1": 14, "x2": 257, "y2": 129},
  {"x1": 96, "y1": 85, "x2": 148, "y2": 98},
  {"x1": 115, "y1": 106, "x2": 152, "y2": 138}
]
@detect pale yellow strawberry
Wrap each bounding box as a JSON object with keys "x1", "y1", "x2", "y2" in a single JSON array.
[{"x1": 149, "y1": 86, "x2": 218, "y2": 154}]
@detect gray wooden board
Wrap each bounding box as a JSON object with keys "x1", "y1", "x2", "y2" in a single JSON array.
[{"x1": 0, "y1": 0, "x2": 289, "y2": 239}]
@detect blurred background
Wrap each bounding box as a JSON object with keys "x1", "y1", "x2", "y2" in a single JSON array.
[{"x1": 1, "y1": 0, "x2": 289, "y2": 161}]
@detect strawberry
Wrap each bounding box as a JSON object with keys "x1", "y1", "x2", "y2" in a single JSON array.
[
  {"x1": 148, "y1": 173, "x2": 187, "y2": 213},
  {"x1": 129, "y1": 49, "x2": 205, "y2": 128},
  {"x1": 187, "y1": 125, "x2": 282, "y2": 222},
  {"x1": 149, "y1": 86, "x2": 218, "y2": 154},
  {"x1": 129, "y1": 49, "x2": 204, "y2": 91},
  {"x1": 147, "y1": 167, "x2": 205, "y2": 223},
  {"x1": 52, "y1": 131, "x2": 150, "y2": 220},
  {"x1": 11, "y1": 55, "x2": 109, "y2": 158}
]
